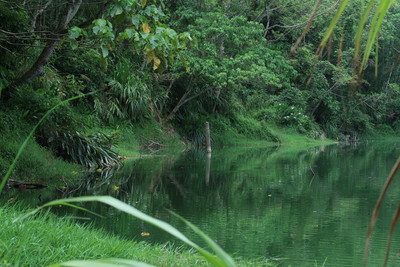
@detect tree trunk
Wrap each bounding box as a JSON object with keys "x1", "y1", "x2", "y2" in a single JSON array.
[
  {"x1": 165, "y1": 89, "x2": 192, "y2": 123},
  {"x1": 1, "y1": 0, "x2": 82, "y2": 101},
  {"x1": 31, "y1": 0, "x2": 53, "y2": 32},
  {"x1": 165, "y1": 87, "x2": 210, "y2": 123},
  {"x1": 205, "y1": 121, "x2": 212, "y2": 153}
]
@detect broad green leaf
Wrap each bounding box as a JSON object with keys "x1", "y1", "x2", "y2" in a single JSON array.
[
  {"x1": 110, "y1": 5, "x2": 124, "y2": 17},
  {"x1": 164, "y1": 28, "x2": 177, "y2": 39},
  {"x1": 101, "y1": 45, "x2": 109, "y2": 58},
  {"x1": 131, "y1": 15, "x2": 140, "y2": 29},
  {"x1": 93, "y1": 26, "x2": 100, "y2": 34},
  {"x1": 70, "y1": 39, "x2": 78, "y2": 50},
  {"x1": 125, "y1": 28, "x2": 136, "y2": 39},
  {"x1": 149, "y1": 36, "x2": 158, "y2": 48},
  {"x1": 155, "y1": 27, "x2": 165, "y2": 35},
  {"x1": 69, "y1": 26, "x2": 83, "y2": 39},
  {"x1": 95, "y1": 18, "x2": 107, "y2": 27}
]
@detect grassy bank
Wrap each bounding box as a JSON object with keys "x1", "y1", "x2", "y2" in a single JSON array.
[
  {"x1": 0, "y1": 205, "x2": 276, "y2": 267},
  {"x1": 0, "y1": 135, "x2": 85, "y2": 186},
  {"x1": 0, "y1": 115, "x2": 335, "y2": 186},
  {"x1": 112, "y1": 120, "x2": 185, "y2": 157}
]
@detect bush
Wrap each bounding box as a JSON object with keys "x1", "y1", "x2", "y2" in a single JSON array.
[
  {"x1": 94, "y1": 58, "x2": 151, "y2": 123},
  {"x1": 232, "y1": 114, "x2": 279, "y2": 142},
  {"x1": 51, "y1": 131, "x2": 120, "y2": 168}
]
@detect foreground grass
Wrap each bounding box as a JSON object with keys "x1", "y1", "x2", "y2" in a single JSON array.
[{"x1": 0, "y1": 205, "x2": 275, "y2": 267}]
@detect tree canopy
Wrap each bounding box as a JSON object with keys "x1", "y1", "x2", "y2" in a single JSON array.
[{"x1": 0, "y1": 0, "x2": 399, "y2": 164}]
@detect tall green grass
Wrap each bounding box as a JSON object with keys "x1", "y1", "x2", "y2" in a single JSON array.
[
  {"x1": 1, "y1": 204, "x2": 275, "y2": 266},
  {"x1": 16, "y1": 196, "x2": 237, "y2": 267},
  {"x1": 0, "y1": 205, "x2": 205, "y2": 267}
]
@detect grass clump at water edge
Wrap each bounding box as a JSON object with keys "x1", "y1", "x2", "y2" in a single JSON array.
[
  {"x1": 0, "y1": 204, "x2": 204, "y2": 266},
  {"x1": 0, "y1": 204, "x2": 276, "y2": 266}
]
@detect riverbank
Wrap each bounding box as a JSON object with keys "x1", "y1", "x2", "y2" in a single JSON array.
[
  {"x1": 0, "y1": 112, "x2": 336, "y2": 186},
  {"x1": 0, "y1": 204, "x2": 276, "y2": 266}
]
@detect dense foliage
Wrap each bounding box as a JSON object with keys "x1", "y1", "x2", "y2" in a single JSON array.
[{"x1": 1, "y1": 0, "x2": 399, "y2": 167}]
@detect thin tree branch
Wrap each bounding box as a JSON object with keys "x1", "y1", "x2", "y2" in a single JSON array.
[{"x1": 290, "y1": 0, "x2": 323, "y2": 53}]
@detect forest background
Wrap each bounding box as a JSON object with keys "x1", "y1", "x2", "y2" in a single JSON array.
[{"x1": 0, "y1": 0, "x2": 399, "y2": 176}]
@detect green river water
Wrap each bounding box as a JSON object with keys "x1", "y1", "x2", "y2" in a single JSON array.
[{"x1": 9, "y1": 141, "x2": 400, "y2": 266}]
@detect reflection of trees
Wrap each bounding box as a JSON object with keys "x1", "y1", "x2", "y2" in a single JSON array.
[{"x1": 32, "y1": 142, "x2": 400, "y2": 265}]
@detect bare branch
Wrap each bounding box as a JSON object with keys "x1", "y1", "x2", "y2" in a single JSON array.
[
  {"x1": 31, "y1": 0, "x2": 53, "y2": 32},
  {"x1": 270, "y1": 0, "x2": 340, "y2": 30},
  {"x1": 291, "y1": 0, "x2": 323, "y2": 53}
]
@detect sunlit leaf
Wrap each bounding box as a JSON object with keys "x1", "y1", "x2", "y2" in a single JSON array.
[
  {"x1": 146, "y1": 49, "x2": 155, "y2": 64},
  {"x1": 153, "y1": 57, "x2": 161, "y2": 70},
  {"x1": 69, "y1": 26, "x2": 83, "y2": 39},
  {"x1": 142, "y1": 23, "x2": 151, "y2": 34}
]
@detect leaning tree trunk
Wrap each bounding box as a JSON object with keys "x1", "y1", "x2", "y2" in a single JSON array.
[
  {"x1": 12, "y1": 40, "x2": 59, "y2": 88},
  {"x1": 2, "y1": 0, "x2": 82, "y2": 101}
]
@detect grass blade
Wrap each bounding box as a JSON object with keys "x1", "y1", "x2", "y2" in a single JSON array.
[
  {"x1": 364, "y1": 157, "x2": 400, "y2": 266},
  {"x1": 17, "y1": 196, "x2": 235, "y2": 267},
  {"x1": 359, "y1": 0, "x2": 395, "y2": 75},
  {"x1": 0, "y1": 93, "x2": 92, "y2": 193},
  {"x1": 353, "y1": 0, "x2": 377, "y2": 69},
  {"x1": 170, "y1": 210, "x2": 237, "y2": 267},
  {"x1": 383, "y1": 205, "x2": 400, "y2": 267},
  {"x1": 316, "y1": 0, "x2": 349, "y2": 57},
  {"x1": 50, "y1": 258, "x2": 156, "y2": 267}
]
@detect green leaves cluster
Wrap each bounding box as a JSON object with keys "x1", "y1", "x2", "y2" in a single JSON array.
[
  {"x1": 49, "y1": 130, "x2": 120, "y2": 168},
  {"x1": 173, "y1": 11, "x2": 297, "y2": 111},
  {"x1": 94, "y1": 59, "x2": 151, "y2": 122},
  {"x1": 67, "y1": 1, "x2": 191, "y2": 71}
]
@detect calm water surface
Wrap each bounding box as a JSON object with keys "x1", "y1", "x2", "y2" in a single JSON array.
[{"x1": 9, "y1": 142, "x2": 400, "y2": 266}]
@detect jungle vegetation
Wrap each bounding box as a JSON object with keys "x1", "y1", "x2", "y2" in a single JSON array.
[
  {"x1": 1, "y1": 1, "x2": 400, "y2": 266},
  {"x1": 1, "y1": 0, "x2": 399, "y2": 171}
]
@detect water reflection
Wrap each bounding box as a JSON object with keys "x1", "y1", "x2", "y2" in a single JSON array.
[{"x1": 6, "y1": 142, "x2": 400, "y2": 266}]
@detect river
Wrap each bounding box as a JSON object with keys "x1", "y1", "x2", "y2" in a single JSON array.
[{"x1": 8, "y1": 141, "x2": 400, "y2": 266}]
